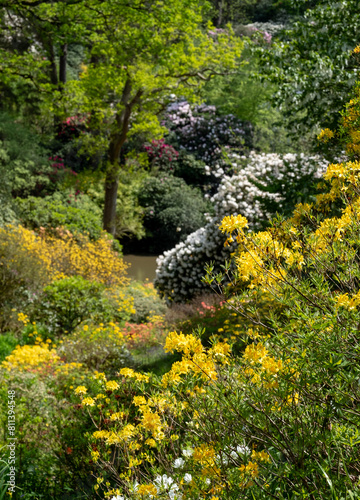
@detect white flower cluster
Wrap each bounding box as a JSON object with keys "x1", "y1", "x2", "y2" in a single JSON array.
[
  {"x1": 155, "y1": 152, "x2": 327, "y2": 302},
  {"x1": 216, "y1": 444, "x2": 251, "y2": 466},
  {"x1": 154, "y1": 474, "x2": 181, "y2": 499}
]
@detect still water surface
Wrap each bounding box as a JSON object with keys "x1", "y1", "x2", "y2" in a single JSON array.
[{"x1": 123, "y1": 255, "x2": 158, "y2": 282}]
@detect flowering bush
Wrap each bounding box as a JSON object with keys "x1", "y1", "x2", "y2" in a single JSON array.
[
  {"x1": 155, "y1": 152, "x2": 327, "y2": 302},
  {"x1": 16, "y1": 190, "x2": 103, "y2": 240},
  {"x1": 59, "y1": 322, "x2": 134, "y2": 376},
  {"x1": 0, "y1": 224, "x2": 49, "y2": 326},
  {"x1": 0, "y1": 224, "x2": 129, "y2": 330},
  {"x1": 122, "y1": 316, "x2": 167, "y2": 352},
  {"x1": 56, "y1": 115, "x2": 88, "y2": 144},
  {"x1": 144, "y1": 139, "x2": 179, "y2": 173},
  {"x1": 0, "y1": 334, "x2": 97, "y2": 497},
  {"x1": 164, "y1": 101, "x2": 253, "y2": 166},
  {"x1": 36, "y1": 226, "x2": 129, "y2": 286},
  {"x1": 74, "y1": 98, "x2": 360, "y2": 498}
]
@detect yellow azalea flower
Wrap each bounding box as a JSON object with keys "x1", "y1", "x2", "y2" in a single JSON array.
[
  {"x1": 110, "y1": 412, "x2": 125, "y2": 421},
  {"x1": 193, "y1": 444, "x2": 216, "y2": 466},
  {"x1": 119, "y1": 367, "x2": 149, "y2": 382},
  {"x1": 133, "y1": 396, "x2": 147, "y2": 407},
  {"x1": 145, "y1": 438, "x2": 157, "y2": 447},
  {"x1": 105, "y1": 380, "x2": 119, "y2": 391},
  {"x1": 317, "y1": 128, "x2": 334, "y2": 143},
  {"x1": 74, "y1": 386, "x2": 87, "y2": 395},
  {"x1": 251, "y1": 450, "x2": 271, "y2": 463},
  {"x1": 141, "y1": 411, "x2": 162, "y2": 436},
  {"x1": 136, "y1": 484, "x2": 157, "y2": 497},
  {"x1": 82, "y1": 397, "x2": 95, "y2": 406},
  {"x1": 219, "y1": 214, "x2": 248, "y2": 234},
  {"x1": 95, "y1": 393, "x2": 106, "y2": 400}
]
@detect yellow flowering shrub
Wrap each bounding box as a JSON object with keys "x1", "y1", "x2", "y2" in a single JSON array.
[
  {"x1": 1, "y1": 340, "x2": 60, "y2": 372},
  {"x1": 0, "y1": 224, "x2": 49, "y2": 326},
  {"x1": 0, "y1": 224, "x2": 129, "y2": 330},
  {"x1": 37, "y1": 227, "x2": 129, "y2": 286},
  {"x1": 74, "y1": 86, "x2": 360, "y2": 500},
  {"x1": 0, "y1": 332, "x2": 98, "y2": 496}
]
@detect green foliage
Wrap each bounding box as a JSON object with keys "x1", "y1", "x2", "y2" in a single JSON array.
[
  {"x1": 59, "y1": 323, "x2": 134, "y2": 376},
  {"x1": 203, "y1": 48, "x2": 315, "y2": 154},
  {"x1": 139, "y1": 176, "x2": 210, "y2": 253},
  {"x1": 115, "y1": 168, "x2": 147, "y2": 240},
  {"x1": 126, "y1": 281, "x2": 167, "y2": 324},
  {"x1": 203, "y1": 53, "x2": 274, "y2": 125},
  {"x1": 0, "y1": 112, "x2": 56, "y2": 197},
  {"x1": 0, "y1": 224, "x2": 48, "y2": 329},
  {"x1": 0, "y1": 146, "x2": 16, "y2": 225},
  {"x1": 15, "y1": 191, "x2": 103, "y2": 240},
  {"x1": 171, "y1": 151, "x2": 208, "y2": 188},
  {"x1": 0, "y1": 453, "x2": 10, "y2": 500},
  {"x1": 0, "y1": 362, "x2": 97, "y2": 498},
  {"x1": 210, "y1": 0, "x2": 293, "y2": 26},
  {"x1": 0, "y1": 333, "x2": 18, "y2": 363},
  {"x1": 257, "y1": 0, "x2": 360, "y2": 132},
  {"x1": 34, "y1": 277, "x2": 109, "y2": 335}
]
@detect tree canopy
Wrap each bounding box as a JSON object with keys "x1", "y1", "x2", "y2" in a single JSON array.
[
  {"x1": 257, "y1": 0, "x2": 360, "y2": 133},
  {"x1": 0, "y1": 0, "x2": 243, "y2": 235}
]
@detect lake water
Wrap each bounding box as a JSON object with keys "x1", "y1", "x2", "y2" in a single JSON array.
[{"x1": 123, "y1": 255, "x2": 159, "y2": 282}]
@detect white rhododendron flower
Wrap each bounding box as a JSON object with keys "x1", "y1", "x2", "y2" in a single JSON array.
[
  {"x1": 155, "y1": 152, "x2": 327, "y2": 302},
  {"x1": 174, "y1": 457, "x2": 185, "y2": 468}
]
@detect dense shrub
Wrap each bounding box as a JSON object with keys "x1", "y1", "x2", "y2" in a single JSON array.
[
  {"x1": 0, "y1": 332, "x2": 19, "y2": 362},
  {"x1": 59, "y1": 322, "x2": 134, "y2": 376},
  {"x1": 50, "y1": 114, "x2": 104, "y2": 174},
  {"x1": 155, "y1": 152, "x2": 326, "y2": 302},
  {"x1": 0, "y1": 225, "x2": 49, "y2": 325},
  {"x1": 33, "y1": 277, "x2": 108, "y2": 334},
  {"x1": 164, "y1": 101, "x2": 253, "y2": 166},
  {"x1": 37, "y1": 227, "x2": 128, "y2": 286},
  {"x1": 0, "y1": 113, "x2": 66, "y2": 199},
  {"x1": 73, "y1": 107, "x2": 360, "y2": 499},
  {"x1": 15, "y1": 191, "x2": 103, "y2": 240},
  {"x1": 172, "y1": 151, "x2": 209, "y2": 190},
  {"x1": 0, "y1": 145, "x2": 17, "y2": 225},
  {"x1": 139, "y1": 176, "x2": 211, "y2": 253},
  {"x1": 0, "y1": 224, "x2": 128, "y2": 330},
  {"x1": 126, "y1": 281, "x2": 167, "y2": 324},
  {"x1": 143, "y1": 139, "x2": 179, "y2": 174},
  {"x1": 0, "y1": 338, "x2": 97, "y2": 498}
]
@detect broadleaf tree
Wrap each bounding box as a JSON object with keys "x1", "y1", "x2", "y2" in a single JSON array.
[
  {"x1": 61, "y1": 0, "x2": 243, "y2": 235},
  {"x1": 0, "y1": 0, "x2": 243, "y2": 235},
  {"x1": 256, "y1": 0, "x2": 360, "y2": 134}
]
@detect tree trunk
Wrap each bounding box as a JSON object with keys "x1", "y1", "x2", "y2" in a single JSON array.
[
  {"x1": 59, "y1": 43, "x2": 67, "y2": 86},
  {"x1": 103, "y1": 164, "x2": 120, "y2": 236},
  {"x1": 102, "y1": 82, "x2": 143, "y2": 236},
  {"x1": 217, "y1": 0, "x2": 224, "y2": 26},
  {"x1": 48, "y1": 43, "x2": 58, "y2": 87}
]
